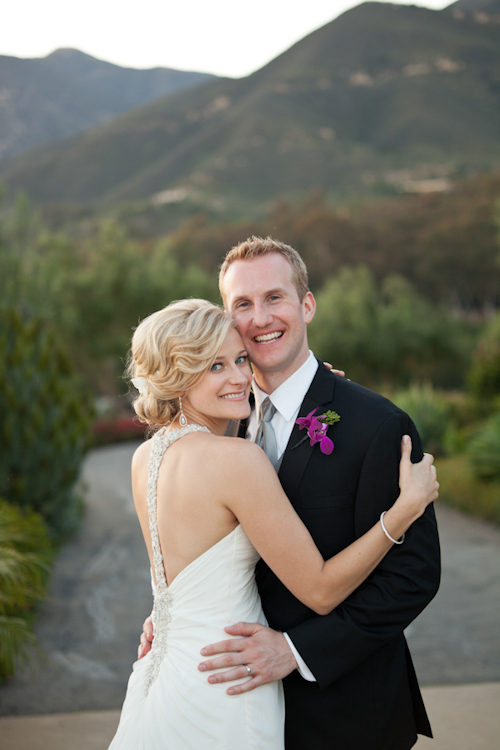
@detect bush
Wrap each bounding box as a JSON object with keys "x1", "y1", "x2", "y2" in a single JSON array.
[
  {"x1": 468, "y1": 412, "x2": 500, "y2": 482},
  {"x1": 468, "y1": 312, "x2": 500, "y2": 404},
  {"x1": 0, "y1": 307, "x2": 94, "y2": 539},
  {"x1": 392, "y1": 383, "x2": 452, "y2": 455},
  {"x1": 435, "y1": 456, "x2": 500, "y2": 526},
  {"x1": 0, "y1": 499, "x2": 53, "y2": 679}
]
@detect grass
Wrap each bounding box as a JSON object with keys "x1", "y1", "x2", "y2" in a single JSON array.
[{"x1": 435, "y1": 455, "x2": 500, "y2": 526}]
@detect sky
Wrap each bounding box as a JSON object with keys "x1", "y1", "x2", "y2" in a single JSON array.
[{"x1": 2, "y1": 0, "x2": 451, "y2": 79}]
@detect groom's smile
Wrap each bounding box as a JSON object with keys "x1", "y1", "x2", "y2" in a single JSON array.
[{"x1": 254, "y1": 331, "x2": 284, "y2": 344}]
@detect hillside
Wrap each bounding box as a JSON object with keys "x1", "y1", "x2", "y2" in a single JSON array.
[
  {"x1": 449, "y1": 0, "x2": 500, "y2": 11},
  {"x1": 152, "y1": 168, "x2": 500, "y2": 310},
  {"x1": 0, "y1": 49, "x2": 216, "y2": 162},
  {"x1": 2, "y1": 2, "x2": 500, "y2": 209}
]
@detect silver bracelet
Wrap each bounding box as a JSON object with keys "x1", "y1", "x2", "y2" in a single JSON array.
[{"x1": 380, "y1": 511, "x2": 405, "y2": 545}]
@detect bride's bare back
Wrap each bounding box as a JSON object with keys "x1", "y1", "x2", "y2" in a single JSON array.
[{"x1": 132, "y1": 431, "x2": 241, "y2": 587}]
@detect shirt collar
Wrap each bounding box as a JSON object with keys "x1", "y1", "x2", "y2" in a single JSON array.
[{"x1": 252, "y1": 351, "x2": 318, "y2": 422}]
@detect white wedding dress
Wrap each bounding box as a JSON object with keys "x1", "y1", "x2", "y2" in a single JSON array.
[{"x1": 108, "y1": 425, "x2": 285, "y2": 749}]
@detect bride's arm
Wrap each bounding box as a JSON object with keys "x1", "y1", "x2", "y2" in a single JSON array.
[{"x1": 223, "y1": 435, "x2": 438, "y2": 616}]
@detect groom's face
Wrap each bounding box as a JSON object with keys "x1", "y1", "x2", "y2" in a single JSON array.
[{"x1": 220, "y1": 253, "x2": 315, "y2": 387}]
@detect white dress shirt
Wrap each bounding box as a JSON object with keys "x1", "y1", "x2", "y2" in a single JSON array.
[{"x1": 247, "y1": 351, "x2": 318, "y2": 682}]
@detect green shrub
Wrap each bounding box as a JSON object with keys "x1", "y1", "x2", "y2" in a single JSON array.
[
  {"x1": 468, "y1": 312, "x2": 500, "y2": 404},
  {"x1": 391, "y1": 383, "x2": 452, "y2": 455},
  {"x1": 468, "y1": 412, "x2": 500, "y2": 482},
  {"x1": 434, "y1": 391, "x2": 478, "y2": 456},
  {"x1": 0, "y1": 307, "x2": 94, "y2": 539},
  {"x1": 0, "y1": 499, "x2": 53, "y2": 679},
  {"x1": 435, "y1": 456, "x2": 500, "y2": 526}
]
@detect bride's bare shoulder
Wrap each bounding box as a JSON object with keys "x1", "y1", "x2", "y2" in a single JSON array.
[
  {"x1": 201, "y1": 435, "x2": 269, "y2": 472},
  {"x1": 131, "y1": 431, "x2": 268, "y2": 478},
  {"x1": 132, "y1": 437, "x2": 153, "y2": 472}
]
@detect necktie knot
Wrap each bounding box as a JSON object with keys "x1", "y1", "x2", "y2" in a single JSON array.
[
  {"x1": 260, "y1": 397, "x2": 276, "y2": 424},
  {"x1": 255, "y1": 398, "x2": 278, "y2": 467}
]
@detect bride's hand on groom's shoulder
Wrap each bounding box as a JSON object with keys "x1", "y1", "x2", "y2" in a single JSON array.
[
  {"x1": 198, "y1": 622, "x2": 298, "y2": 695},
  {"x1": 138, "y1": 615, "x2": 154, "y2": 659},
  {"x1": 324, "y1": 363, "x2": 345, "y2": 377}
]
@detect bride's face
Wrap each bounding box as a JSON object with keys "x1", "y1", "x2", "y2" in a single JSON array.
[{"x1": 183, "y1": 327, "x2": 252, "y2": 426}]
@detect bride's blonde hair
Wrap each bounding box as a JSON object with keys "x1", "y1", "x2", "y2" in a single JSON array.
[{"x1": 126, "y1": 299, "x2": 235, "y2": 426}]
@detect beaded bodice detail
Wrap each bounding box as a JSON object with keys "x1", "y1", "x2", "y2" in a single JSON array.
[{"x1": 144, "y1": 423, "x2": 211, "y2": 694}]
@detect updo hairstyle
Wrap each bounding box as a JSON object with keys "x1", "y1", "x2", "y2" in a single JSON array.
[{"x1": 127, "y1": 299, "x2": 235, "y2": 426}]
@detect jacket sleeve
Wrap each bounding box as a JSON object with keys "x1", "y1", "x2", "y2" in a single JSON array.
[{"x1": 286, "y1": 411, "x2": 441, "y2": 689}]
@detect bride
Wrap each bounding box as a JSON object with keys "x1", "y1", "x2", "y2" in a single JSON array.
[{"x1": 108, "y1": 298, "x2": 439, "y2": 750}]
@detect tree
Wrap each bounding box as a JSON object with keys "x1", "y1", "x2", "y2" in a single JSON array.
[
  {"x1": 0, "y1": 308, "x2": 93, "y2": 538},
  {"x1": 308, "y1": 266, "x2": 474, "y2": 388}
]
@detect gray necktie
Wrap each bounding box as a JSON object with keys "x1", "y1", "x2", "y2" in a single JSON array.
[{"x1": 255, "y1": 398, "x2": 278, "y2": 467}]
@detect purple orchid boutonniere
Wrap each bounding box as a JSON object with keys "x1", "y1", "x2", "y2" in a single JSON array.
[{"x1": 296, "y1": 409, "x2": 341, "y2": 455}]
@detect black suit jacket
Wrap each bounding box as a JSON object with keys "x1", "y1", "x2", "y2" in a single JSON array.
[{"x1": 245, "y1": 363, "x2": 441, "y2": 750}]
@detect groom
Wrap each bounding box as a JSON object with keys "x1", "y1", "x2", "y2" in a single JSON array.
[{"x1": 142, "y1": 236, "x2": 441, "y2": 749}]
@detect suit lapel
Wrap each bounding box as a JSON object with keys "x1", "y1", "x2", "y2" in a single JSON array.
[{"x1": 278, "y1": 363, "x2": 336, "y2": 505}]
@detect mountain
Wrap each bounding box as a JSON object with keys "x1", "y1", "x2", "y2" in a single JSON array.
[
  {"x1": 0, "y1": 48, "x2": 217, "y2": 162},
  {"x1": 448, "y1": 0, "x2": 500, "y2": 12},
  {"x1": 2, "y1": 2, "x2": 500, "y2": 210}
]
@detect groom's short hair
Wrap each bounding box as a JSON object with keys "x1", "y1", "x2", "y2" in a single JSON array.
[{"x1": 219, "y1": 236, "x2": 309, "y2": 302}]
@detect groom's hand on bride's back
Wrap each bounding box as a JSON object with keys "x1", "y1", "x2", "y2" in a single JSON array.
[
  {"x1": 138, "y1": 615, "x2": 154, "y2": 659},
  {"x1": 197, "y1": 622, "x2": 298, "y2": 695}
]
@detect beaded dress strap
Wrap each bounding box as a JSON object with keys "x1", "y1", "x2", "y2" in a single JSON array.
[
  {"x1": 146, "y1": 424, "x2": 211, "y2": 593},
  {"x1": 144, "y1": 423, "x2": 211, "y2": 695}
]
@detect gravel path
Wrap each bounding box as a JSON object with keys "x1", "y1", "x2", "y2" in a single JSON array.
[{"x1": 1, "y1": 441, "x2": 499, "y2": 716}]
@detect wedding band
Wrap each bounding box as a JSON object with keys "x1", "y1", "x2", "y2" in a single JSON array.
[{"x1": 245, "y1": 665, "x2": 251, "y2": 675}]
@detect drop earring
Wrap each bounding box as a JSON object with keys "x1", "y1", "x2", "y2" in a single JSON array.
[{"x1": 178, "y1": 397, "x2": 188, "y2": 428}]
